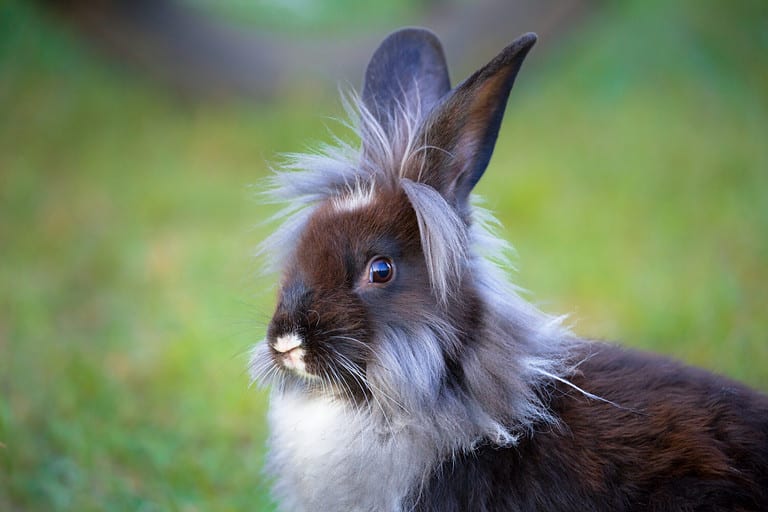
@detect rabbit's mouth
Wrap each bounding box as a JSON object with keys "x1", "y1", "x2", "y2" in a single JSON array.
[{"x1": 272, "y1": 332, "x2": 315, "y2": 379}]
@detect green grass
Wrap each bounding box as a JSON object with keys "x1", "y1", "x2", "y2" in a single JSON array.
[{"x1": 2, "y1": 0, "x2": 767, "y2": 510}]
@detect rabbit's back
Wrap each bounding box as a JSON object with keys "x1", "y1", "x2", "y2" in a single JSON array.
[{"x1": 410, "y1": 344, "x2": 768, "y2": 511}]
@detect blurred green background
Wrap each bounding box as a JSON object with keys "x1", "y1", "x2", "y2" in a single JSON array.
[{"x1": 1, "y1": 0, "x2": 766, "y2": 510}]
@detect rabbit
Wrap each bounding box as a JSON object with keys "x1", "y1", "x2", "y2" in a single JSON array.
[{"x1": 248, "y1": 28, "x2": 768, "y2": 511}]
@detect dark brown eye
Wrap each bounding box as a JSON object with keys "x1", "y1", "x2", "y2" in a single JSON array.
[{"x1": 368, "y1": 257, "x2": 394, "y2": 284}]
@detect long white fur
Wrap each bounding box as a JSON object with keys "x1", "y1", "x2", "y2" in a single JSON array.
[
  {"x1": 250, "y1": 94, "x2": 580, "y2": 511},
  {"x1": 331, "y1": 179, "x2": 377, "y2": 213}
]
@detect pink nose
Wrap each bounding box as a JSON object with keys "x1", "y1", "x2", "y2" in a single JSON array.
[{"x1": 273, "y1": 333, "x2": 302, "y2": 353}]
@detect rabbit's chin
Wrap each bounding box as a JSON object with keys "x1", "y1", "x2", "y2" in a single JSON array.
[
  {"x1": 276, "y1": 349, "x2": 317, "y2": 381},
  {"x1": 249, "y1": 341, "x2": 320, "y2": 390},
  {"x1": 249, "y1": 338, "x2": 373, "y2": 405}
]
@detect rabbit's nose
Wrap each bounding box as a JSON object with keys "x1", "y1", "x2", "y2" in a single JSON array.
[{"x1": 273, "y1": 332, "x2": 302, "y2": 353}]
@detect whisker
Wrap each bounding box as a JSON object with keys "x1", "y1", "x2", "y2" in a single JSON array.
[
  {"x1": 328, "y1": 359, "x2": 357, "y2": 408},
  {"x1": 333, "y1": 353, "x2": 394, "y2": 430},
  {"x1": 337, "y1": 352, "x2": 410, "y2": 414}
]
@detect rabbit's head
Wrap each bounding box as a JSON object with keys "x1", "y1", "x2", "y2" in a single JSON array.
[{"x1": 251, "y1": 29, "x2": 569, "y2": 434}]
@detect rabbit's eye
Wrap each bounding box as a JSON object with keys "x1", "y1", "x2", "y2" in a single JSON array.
[{"x1": 368, "y1": 257, "x2": 395, "y2": 284}]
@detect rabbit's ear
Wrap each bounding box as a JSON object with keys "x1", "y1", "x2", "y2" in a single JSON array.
[
  {"x1": 408, "y1": 33, "x2": 537, "y2": 210},
  {"x1": 362, "y1": 28, "x2": 451, "y2": 135}
]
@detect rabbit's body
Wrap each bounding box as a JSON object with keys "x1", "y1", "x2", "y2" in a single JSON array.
[
  {"x1": 414, "y1": 345, "x2": 768, "y2": 511},
  {"x1": 263, "y1": 342, "x2": 768, "y2": 511},
  {"x1": 249, "y1": 28, "x2": 768, "y2": 511}
]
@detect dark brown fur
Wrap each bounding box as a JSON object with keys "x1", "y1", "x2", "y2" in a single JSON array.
[{"x1": 410, "y1": 345, "x2": 768, "y2": 511}]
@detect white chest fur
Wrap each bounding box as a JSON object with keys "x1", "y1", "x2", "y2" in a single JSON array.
[{"x1": 267, "y1": 390, "x2": 431, "y2": 511}]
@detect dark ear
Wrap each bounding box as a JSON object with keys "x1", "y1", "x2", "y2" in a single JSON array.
[
  {"x1": 406, "y1": 33, "x2": 537, "y2": 210},
  {"x1": 362, "y1": 28, "x2": 451, "y2": 136}
]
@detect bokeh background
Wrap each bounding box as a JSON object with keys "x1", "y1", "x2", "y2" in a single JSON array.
[{"x1": 1, "y1": 0, "x2": 766, "y2": 509}]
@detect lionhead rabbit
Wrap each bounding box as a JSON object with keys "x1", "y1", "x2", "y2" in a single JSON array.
[{"x1": 249, "y1": 28, "x2": 768, "y2": 511}]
